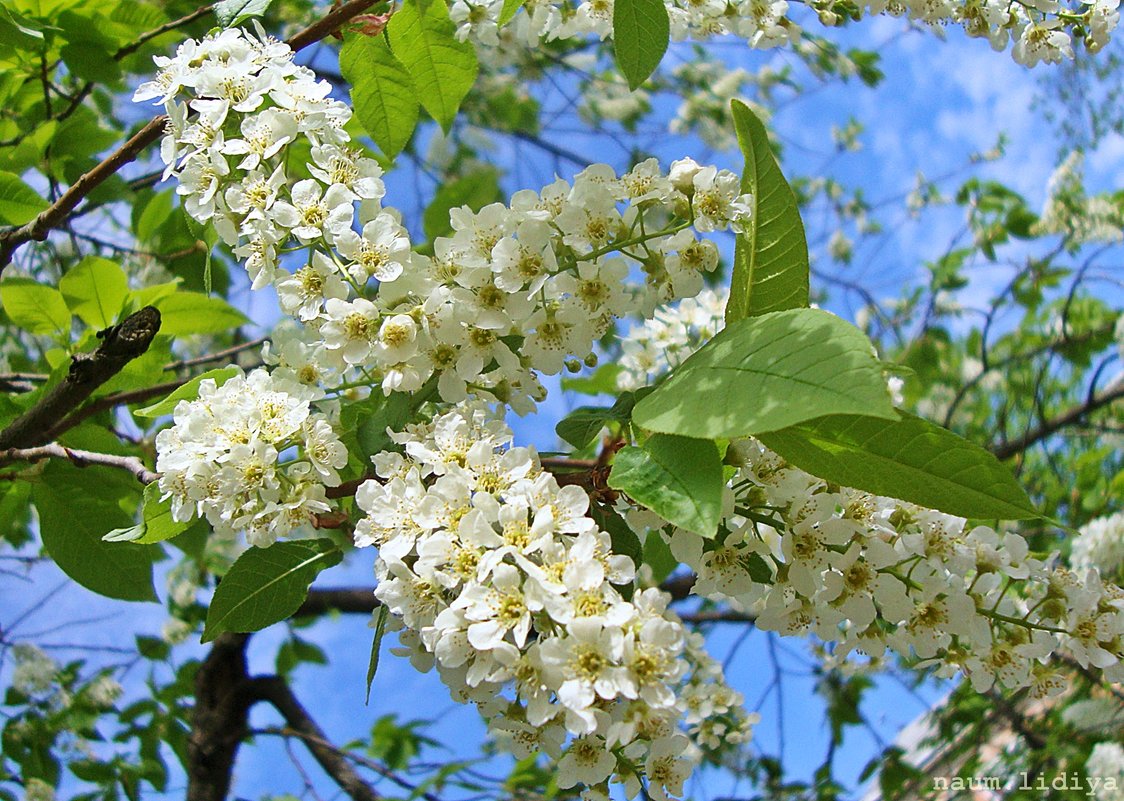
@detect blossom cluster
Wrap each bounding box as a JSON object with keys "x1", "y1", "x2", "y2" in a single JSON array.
[
  {"x1": 1087, "y1": 742, "x2": 1124, "y2": 801},
  {"x1": 451, "y1": 0, "x2": 1118, "y2": 67},
  {"x1": 354, "y1": 404, "x2": 754, "y2": 798},
  {"x1": 617, "y1": 294, "x2": 1124, "y2": 693},
  {"x1": 154, "y1": 369, "x2": 347, "y2": 547},
  {"x1": 1072, "y1": 512, "x2": 1124, "y2": 581},
  {"x1": 1034, "y1": 152, "x2": 1124, "y2": 247},
  {"x1": 138, "y1": 25, "x2": 751, "y2": 414}
]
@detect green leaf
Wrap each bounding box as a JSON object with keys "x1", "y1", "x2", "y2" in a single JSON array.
[
  {"x1": 642, "y1": 530, "x2": 677, "y2": 584},
  {"x1": 387, "y1": 0, "x2": 478, "y2": 133},
  {"x1": 608, "y1": 434, "x2": 723, "y2": 537},
  {"x1": 612, "y1": 0, "x2": 669, "y2": 90},
  {"x1": 422, "y1": 168, "x2": 502, "y2": 242},
  {"x1": 726, "y1": 100, "x2": 809, "y2": 323},
  {"x1": 134, "y1": 367, "x2": 241, "y2": 418},
  {"x1": 33, "y1": 464, "x2": 157, "y2": 602},
  {"x1": 214, "y1": 0, "x2": 274, "y2": 26},
  {"x1": 132, "y1": 483, "x2": 196, "y2": 544},
  {"x1": 632, "y1": 308, "x2": 896, "y2": 439},
  {"x1": 555, "y1": 392, "x2": 644, "y2": 450},
  {"x1": 757, "y1": 412, "x2": 1040, "y2": 520},
  {"x1": 59, "y1": 256, "x2": 129, "y2": 329},
  {"x1": 498, "y1": 0, "x2": 525, "y2": 25},
  {"x1": 366, "y1": 605, "x2": 389, "y2": 704},
  {"x1": 340, "y1": 33, "x2": 419, "y2": 159},
  {"x1": 203, "y1": 540, "x2": 342, "y2": 642},
  {"x1": 562, "y1": 363, "x2": 622, "y2": 396},
  {"x1": 0, "y1": 277, "x2": 71, "y2": 336},
  {"x1": 152, "y1": 291, "x2": 248, "y2": 336},
  {"x1": 0, "y1": 171, "x2": 47, "y2": 225}
]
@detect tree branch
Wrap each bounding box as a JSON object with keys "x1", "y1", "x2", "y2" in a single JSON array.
[
  {"x1": 0, "y1": 0, "x2": 380, "y2": 270},
  {"x1": 991, "y1": 379, "x2": 1124, "y2": 461},
  {"x1": 188, "y1": 633, "x2": 254, "y2": 801},
  {"x1": 249, "y1": 675, "x2": 381, "y2": 801},
  {"x1": 0, "y1": 443, "x2": 159, "y2": 484},
  {"x1": 0, "y1": 306, "x2": 161, "y2": 449}
]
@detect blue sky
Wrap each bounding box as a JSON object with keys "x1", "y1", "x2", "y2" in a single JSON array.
[{"x1": 3, "y1": 10, "x2": 1122, "y2": 801}]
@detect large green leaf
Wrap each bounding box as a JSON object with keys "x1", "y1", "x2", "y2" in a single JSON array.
[
  {"x1": 612, "y1": 0, "x2": 669, "y2": 90},
  {"x1": 0, "y1": 277, "x2": 71, "y2": 336},
  {"x1": 758, "y1": 412, "x2": 1040, "y2": 520},
  {"x1": 608, "y1": 434, "x2": 723, "y2": 537},
  {"x1": 33, "y1": 465, "x2": 157, "y2": 602},
  {"x1": 59, "y1": 256, "x2": 129, "y2": 329},
  {"x1": 135, "y1": 367, "x2": 241, "y2": 418},
  {"x1": 555, "y1": 391, "x2": 644, "y2": 450},
  {"x1": 387, "y1": 0, "x2": 478, "y2": 134},
  {"x1": 0, "y1": 170, "x2": 47, "y2": 225},
  {"x1": 340, "y1": 33, "x2": 419, "y2": 159},
  {"x1": 214, "y1": 0, "x2": 274, "y2": 26},
  {"x1": 726, "y1": 100, "x2": 809, "y2": 323},
  {"x1": 203, "y1": 539, "x2": 342, "y2": 642},
  {"x1": 152, "y1": 291, "x2": 248, "y2": 335},
  {"x1": 632, "y1": 308, "x2": 896, "y2": 439}
]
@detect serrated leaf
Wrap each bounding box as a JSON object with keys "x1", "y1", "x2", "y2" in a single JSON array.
[
  {"x1": 152, "y1": 291, "x2": 248, "y2": 336},
  {"x1": 632, "y1": 308, "x2": 896, "y2": 439},
  {"x1": 612, "y1": 0, "x2": 669, "y2": 90},
  {"x1": 203, "y1": 540, "x2": 342, "y2": 642},
  {"x1": 757, "y1": 412, "x2": 1040, "y2": 520},
  {"x1": 366, "y1": 605, "x2": 389, "y2": 704},
  {"x1": 33, "y1": 464, "x2": 157, "y2": 602},
  {"x1": 59, "y1": 256, "x2": 129, "y2": 329},
  {"x1": 726, "y1": 100, "x2": 809, "y2": 322},
  {"x1": 608, "y1": 434, "x2": 723, "y2": 537},
  {"x1": 340, "y1": 33, "x2": 419, "y2": 159},
  {"x1": 135, "y1": 367, "x2": 241, "y2": 418},
  {"x1": 0, "y1": 170, "x2": 47, "y2": 225},
  {"x1": 0, "y1": 277, "x2": 71, "y2": 336},
  {"x1": 214, "y1": 0, "x2": 273, "y2": 26},
  {"x1": 387, "y1": 0, "x2": 478, "y2": 134}
]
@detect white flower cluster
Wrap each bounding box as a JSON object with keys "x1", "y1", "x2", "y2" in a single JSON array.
[
  {"x1": 616, "y1": 288, "x2": 727, "y2": 391},
  {"x1": 139, "y1": 26, "x2": 751, "y2": 415},
  {"x1": 354, "y1": 403, "x2": 754, "y2": 798},
  {"x1": 450, "y1": 0, "x2": 1118, "y2": 66},
  {"x1": 1087, "y1": 742, "x2": 1124, "y2": 801},
  {"x1": 155, "y1": 369, "x2": 348, "y2": 547},
  {"x1": 1073, "y1": 512, "x2": 1124, "y2": 581},
  {"x1": 1034, "y1": 152, "x2": 1124, "y2": 247},
  {"x1": 618, "y1": 293, "x2": 1124, "y2": 693}
]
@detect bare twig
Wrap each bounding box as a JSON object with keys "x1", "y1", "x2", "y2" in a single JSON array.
[
  {"x1": 249, "y1": 676, "x2": 381, "y2": 801},
  {"x1": 164, "y1": 337, "x2": 268, "y2": 372},
  {"x1": 0, "y1": 443, "x2": 159, "y2": 485},
  {"x1": 991, "y1": 379, "x2": 1124, "y2": 460},
  {"x1": 0, "y1": 306, "x2": 161, "y2": 449}
]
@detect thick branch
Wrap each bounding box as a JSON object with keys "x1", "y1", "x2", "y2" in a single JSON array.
[
  {"x1": 188, "y1": 633, "x2": 254, "y2": 801},
  {"x1": 0, "y1": 0, "x2": 379, "y2": 269},
  {"x1": 991, "y1": 380, "x2": 1124, "y2": 461},
  {"x1": 250, "y1": 675, "x2": 380, "y2": 801},
  {"x1": 0, "y1": 306, "x2": 161, "y2": 449},
  {"x1": 0, "y1": 443, "x2": 159, "y2": 484}
]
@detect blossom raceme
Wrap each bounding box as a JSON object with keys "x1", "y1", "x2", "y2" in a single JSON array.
[
  {"x1": 354, "y1": 403, "x2": 756, "y2": 799},
  {"x1": 447, "y1": 0, "x2": 1117, "y2": 67},
  {"x1": 154, "y1": 368, "x2": 347, "y2": 547},
  {"x1": 617, "y1": 290, "x2": 1124, "y2": 692},
  {"x1": 140, "y1": 25, "x2": 751, "y2": 415}
]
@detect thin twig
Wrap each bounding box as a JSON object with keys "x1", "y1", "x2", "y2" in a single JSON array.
[
  {"x1": 991, "y1": 379, "x2": 1124, "y2": 460},
  {"x1": 0, "y1": 442, "x2": 158, "y2": 484}
]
